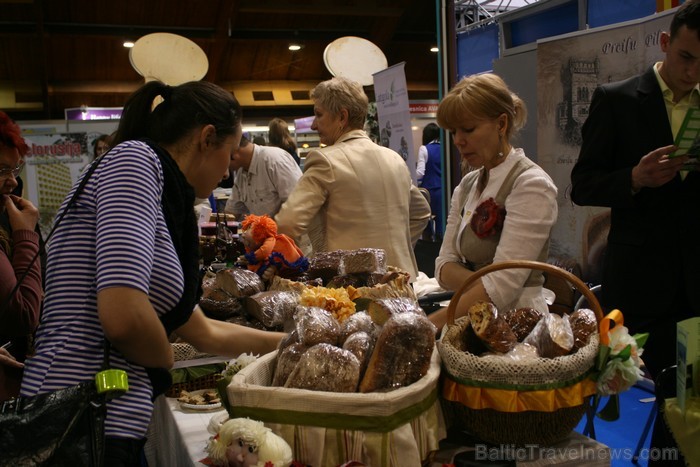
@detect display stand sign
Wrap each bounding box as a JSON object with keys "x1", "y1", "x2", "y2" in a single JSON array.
[
  {"x1": 373, "y1": 62, "x2": 416, "y2": 182},
  {"x1": 294, "y1": 116, "x2": 315, "y2": 134},
  {"x1": 21, "y1": 133, "x2": 93, "y2": 237},
  {"x1": 64, "y1": 107, "x2": 123, "y2": 121}
]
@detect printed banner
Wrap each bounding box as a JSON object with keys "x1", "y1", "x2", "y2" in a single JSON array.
[
  {"x1": 373, "y1": 62, "x2": 417, "y2": 182},
  {"x1": 21, "y1": 132, "x2": 102, "y2": 237},
  {"x1": 536, "y1": 11, "x2": 672, "y2": 283}
]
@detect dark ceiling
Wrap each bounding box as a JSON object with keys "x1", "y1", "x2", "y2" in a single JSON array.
[{"x1": 0, "y1": 0, "x2": 440, "y2": 122}]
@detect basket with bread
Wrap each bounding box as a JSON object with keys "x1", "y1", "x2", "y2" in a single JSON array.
[
  {"x1": 437, "y1": 260, "x2": 603, "y2": 446},
  {"x1": 225, "y1": 294, "x2": 445, "y2": 467}
]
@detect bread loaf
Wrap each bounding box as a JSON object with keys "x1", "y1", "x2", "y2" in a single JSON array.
[
  {"x1": 339, "y1": 311, "x2": 376, "y2": 345},
  {"x1": 307, "y1": 250, "x2": 346, "y2": 284},
  {"x1": 327, "y1": 273, "x2": 370, "y2": 289},
  {"x1": 367, "y1": 297, "x2": 426, "y2": 326},
  {"x1": 568, "y1": 308, "x2": 597, "y2": 351},
  {"x1": 525, "y1": 312, "x2": 574, "y2": 358},
  {"x1": 272, "y1": 342, "x2": 307, "y2": 387},
  {"x1": 244, "y1": 291, "x2": 298, "y2": 329},
  {"x1": 198, "y1": 293, "x2": 243, "y2": 321},
  {"x1": 503, "y1": 307, "x2": 543, "y2": 342},
  {"x1": 284, "y1": 343, "x2": 360, "y2": 392},
  {"x1": 216, "y1": 267, "x2": 264, "y2": 298},
  {"x1": 342, "y1": 331, "x2": 374, "y2": 378},
  {"x1": 340, "y1": 248, "x2": 387, "y2": 275},
  {"x1": 359, "y1": 313, "x2": 436, "y2": 393},
  {"x1": 468, "y1": 301, "x2": 517, "y2": 354},
  {"x1": 295, "y1": 306, "x2": 341, "y2": 347}
]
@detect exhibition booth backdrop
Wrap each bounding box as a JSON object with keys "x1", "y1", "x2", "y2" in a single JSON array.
[{"x1": 452, "y1": 0, "x2": 674, "y2": 283}]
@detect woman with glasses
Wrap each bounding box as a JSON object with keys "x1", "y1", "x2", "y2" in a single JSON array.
[{"x1": 0, "y1": 110, "x2": 41, "y2": 402}]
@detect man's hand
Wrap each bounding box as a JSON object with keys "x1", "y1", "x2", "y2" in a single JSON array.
[{"x1": 631, "y1": 145, "x2": 687, "y2": 191}]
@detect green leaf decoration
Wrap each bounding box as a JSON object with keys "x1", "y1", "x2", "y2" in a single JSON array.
[
  {"x1": 596, "y1": 345, "x2": 611, "y2": 372},
  {"x1": 597, "y1": 394, "x2": 621, "y2": 421},
  {"x1": 634, "y1": 332, "x2": 649, "y2": 349},
  {"x1": 616, "y1": 344, "x2": 632, "y2": 362}
]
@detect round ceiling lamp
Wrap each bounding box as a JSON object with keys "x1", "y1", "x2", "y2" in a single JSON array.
[
  {"x1": 323, "y1": 36, "x2": 388, "y2": 86},
  {"x1": 129, "y1": 32, "x2": 209, "y2": 85}
]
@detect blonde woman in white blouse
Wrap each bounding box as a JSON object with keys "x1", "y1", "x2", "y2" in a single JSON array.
[{"x1": 429, "y1": 73, "x2": 558, "y2": 329}]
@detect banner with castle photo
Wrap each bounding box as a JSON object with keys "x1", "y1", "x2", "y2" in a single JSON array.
[
  {"x1": 536, "y1": 9, "x2": 672, "y2": 283},
  {"x1": 21, "y1": 132, "x2": 100, "y2": 237},
  {"x1": 373, "y1": 62, "x2": 417, "y2": 182}
]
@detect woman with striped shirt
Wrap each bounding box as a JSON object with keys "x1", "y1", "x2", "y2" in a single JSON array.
[{"x1": 20, "y1": 81, "x2": 284, "y2": 465}]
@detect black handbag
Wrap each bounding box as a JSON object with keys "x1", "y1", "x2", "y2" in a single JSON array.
[
  {"x1": 0, "y1": 155, "x2": 128, "y2": 466},
  {"x1": 0, "y1": 380, "x2": 107, "y2": 466}
]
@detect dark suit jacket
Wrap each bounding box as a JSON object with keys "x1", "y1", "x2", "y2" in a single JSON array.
[{"x1": 571, "y1": 65, "x2": 700, "y2": 329}]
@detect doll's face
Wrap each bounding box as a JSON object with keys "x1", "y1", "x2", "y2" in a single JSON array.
[
  {"x1": 224, "y1": 437, "x2": 259, "y2": 467},
  {"x1": 240, "y1": 227, "x2": 256, "y2": 251}
]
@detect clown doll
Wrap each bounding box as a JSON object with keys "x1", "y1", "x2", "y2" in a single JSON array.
[{"x1": 237, "y1": 214, "x2": 308, "y2": 281}]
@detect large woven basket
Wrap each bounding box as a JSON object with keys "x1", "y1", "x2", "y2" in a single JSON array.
[{"x1": 438, "y1": 260, "x2": 603, "y2": 446}]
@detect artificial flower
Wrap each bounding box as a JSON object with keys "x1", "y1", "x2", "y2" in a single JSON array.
[
  {"x1": 594, "y1": 323, "x2": 646, "y2": 396},
  {"x1": 470, "y1": 198, "x2": 506, "y2": 239},
  {"x1": 596, "y1": 356, "x2": 645, "y2": 396},
  {"x1": 222, "y1": 353, "x2": 258, "y2": 379},
  {"x1": 586, "y1": 311, "x2": 648, "y2": 424}
]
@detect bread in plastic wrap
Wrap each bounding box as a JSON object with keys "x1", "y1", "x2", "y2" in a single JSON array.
[
  {"x1": 502, "y1": 307, "x2": 543, "y2": 342},
  {"x1": 216, "y1": 267, "x2": 264, "y2": 298},
  {"x1": 359, "y1": 313, "x2": 437, "y2": 393},
  {"x1": 480, "y1": 342, "x2": 540, "y2": 363},
  {"x1": 307, "y1": 250, "x2": 346, "y2": 284},
  {"x1": 367, "y1": 297, "x2": 427, "y2": 326},
  {"x1": 284, "y1": 343, "x2": 361, "y2": 392},
  {"x1": 272, "y1": 342, "x2": 308, "y2": 387},
  {"x1": 340, "y1": 248, "x2": 387, "y2": 275},
  {"x1": 243, "y1": 290, "x2": 299, "y2": 329},
  {"x1": 342, "y1": 331, "x2": 374, "y2": 378},
  {"x1": 339, "y1": 311, "x2": 376, "y2": 345},
  {"x1": 327, "y1": 273, "x2": 371, "y2": 289},
  {"x1": 568, "y1": 308, "x2": 597, "y2": 351},
  {"x1": 524, "y1": 312, "x2": 574, "y2": 358},
  {"x1": 198, "y1": 290, "x2": 243, "y2": 320},
  {"x1": 295, "y1": 306, "x2": 341, "y2": 347},
  {"x1": 352, "y1": 267, "x2": 416, "y2": 301},
  {"x1": 277, "y1": 329, "x2": 299, "y2": 353},
  {"x1": 467, "y1": 301, "x2": 517, "y2": 354}
]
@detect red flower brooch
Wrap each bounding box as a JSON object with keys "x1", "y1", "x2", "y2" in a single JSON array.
[{"x1": 470, "y1": 197, "x2": 506, "y2": 239}]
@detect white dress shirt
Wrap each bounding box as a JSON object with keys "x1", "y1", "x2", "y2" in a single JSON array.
[{"x1": 224, "y1": 145, "x2": 302, "y2": 218}]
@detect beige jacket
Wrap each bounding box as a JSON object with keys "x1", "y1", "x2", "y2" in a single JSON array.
[{"x1": 275, "y1": 129, "x2": 430, "y2": 280}]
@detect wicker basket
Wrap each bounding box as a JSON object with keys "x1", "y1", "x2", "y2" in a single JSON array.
[
  {"x1": 438, "y1": 260, "x2": 603, "y2": 446},
  {"x1": 165, "y1": 372, "x2": 223, "y2": 398}
]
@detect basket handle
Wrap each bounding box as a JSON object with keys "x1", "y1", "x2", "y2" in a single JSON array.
[{"x1": 446, "y1": 259, "x2": 603, "y2": 326}]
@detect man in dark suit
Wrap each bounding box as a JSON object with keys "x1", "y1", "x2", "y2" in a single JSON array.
[{"x1": 571, "y1": 0, "x2": 700, "y2": 380}]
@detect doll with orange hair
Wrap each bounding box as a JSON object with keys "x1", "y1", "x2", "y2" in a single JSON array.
[{"x1": 238, "y1": 214, "x2": 307, "y2": 280}]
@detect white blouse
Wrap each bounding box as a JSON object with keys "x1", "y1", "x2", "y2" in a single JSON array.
[{"x1": 435, "y1": 148, "x2": 558, "y2": 312}]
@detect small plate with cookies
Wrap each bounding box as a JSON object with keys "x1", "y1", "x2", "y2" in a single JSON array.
[{"x1": 177, "y1": 389, "x2": 223, "y2": 411}]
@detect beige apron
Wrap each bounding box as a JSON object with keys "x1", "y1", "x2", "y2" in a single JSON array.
[{"x1": 459, "y1": 157, "x2": 548, "y2": 287}]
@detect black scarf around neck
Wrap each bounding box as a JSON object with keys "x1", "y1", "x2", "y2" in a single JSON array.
[
  {"x1": 142, "y1": 139, "x2": 201, "y2": 397},
  {"x1": 143, "y1": 139, "x2": 200, "y2": 333}
]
